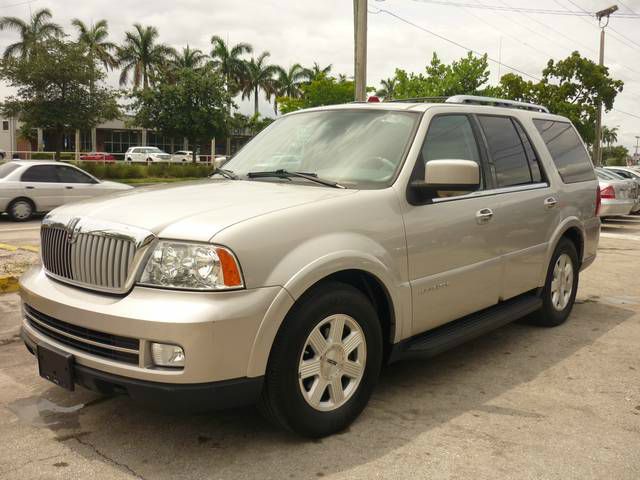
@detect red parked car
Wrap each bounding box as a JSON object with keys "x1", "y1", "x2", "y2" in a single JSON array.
[{"x1": 79, "y1": 152, "x2": 115, "y2": 162}]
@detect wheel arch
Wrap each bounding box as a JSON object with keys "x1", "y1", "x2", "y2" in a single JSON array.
[{"x1": 539, "y1": 218, "x2": 585, "y2": 286}]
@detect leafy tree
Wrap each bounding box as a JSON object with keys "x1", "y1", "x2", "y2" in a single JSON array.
[
  {"x1": 231, "y1": 113, "x2": 274, "y2": 135},
  {"x1": 130, "y1": 68, "x2": 230, "y2": 162},
  {"x1": 117, "y1": 24, "x2": 175, "y2": 89},
  {"x1": 241, "y1": 51, "x2": 279, "y2": 116},
  {"x1": 278, "y1": 75, "x2": 354, "y2": 114},
  {"x1": 171, "y1": 45, "x2": 207, "y2": 70},
  {"x1": 393, "y1": 52, "x2": 490, "y2": 99},
  {"x1": 72, "y1": 19, "x2": 117, "y2": 70},
  {"x1": 376, "y1": 77, "x2": 397, "y2": 101},
  {"x1": 305, "y1": 62, "x2": 332, "y2": 81},
  {"x1": 491, "y1": 51, "x2": 623, "y2": 147},
  {"x1": 602, "y1": 145, "x2": 629, "y2": 166},
  {"x1": 273, "y1": 63, "x2": 308, "y2": 114},
  {"x1": 209, "y1": 35, "x2": 253, "y2": 98},
  {"x1": 0, "y1": 40, "x2": 120, "y2": 160},
  {"x1": 0, "y1": 8, "x2": 63, "y2": 60}
]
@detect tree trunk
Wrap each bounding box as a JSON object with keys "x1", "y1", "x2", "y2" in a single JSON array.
[
  {"x1": 274, "y1": 99, "x2": 278, "y2": 116},
  {"x1": 254, "y1": 86, "x2": 259, "y2": 116},
  {"x1": 54, "y1": 126, "x2": 64, "y2": 161},
  {"x1": 191, "y1": 140, "x2": 197, "y2": 163}
]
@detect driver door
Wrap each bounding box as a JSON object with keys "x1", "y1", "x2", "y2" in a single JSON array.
[{"x1": 403, "y1": 113, "x2": 502, "y2": 335}]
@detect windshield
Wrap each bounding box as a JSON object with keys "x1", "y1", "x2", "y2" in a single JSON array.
[
  {"x1": 147, "y1": 147, "x2": 163, "y2": 153},
  {"x1": 0, "y1": 162, "x2": 20, "y2": 179},
  {"x1": 224, "y1": 109, "x2": 419, "y2": 188}
]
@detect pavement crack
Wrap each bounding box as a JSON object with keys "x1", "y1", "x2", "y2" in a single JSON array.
[
  {"x1": 70, "y1": 435, "x2": 146, "y2": 479},
  {"x1": 0, "y1": 334, "x2": 21, "y2": 346}
]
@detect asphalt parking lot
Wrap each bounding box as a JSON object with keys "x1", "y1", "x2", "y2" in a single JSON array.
[{"x1": 0, "y1": 216, "x2": 639, "y2": 479}]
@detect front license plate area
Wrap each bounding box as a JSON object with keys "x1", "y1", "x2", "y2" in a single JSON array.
[{"x1": 37, "y1": 345, "x2": 75, "y2": 391}]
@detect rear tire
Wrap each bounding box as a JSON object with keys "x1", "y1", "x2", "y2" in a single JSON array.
[
  {"x1": 259, "y1": 281, "x2": 383, "y2": 437},
  {"x1": 528, "y1": 238, "x2": 579, "y2": 327},
  {"x1": 8, "y1": 198, "x2": 34, "y2": 222}
]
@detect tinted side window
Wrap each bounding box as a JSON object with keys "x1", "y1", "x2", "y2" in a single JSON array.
[
  {"x1": 478, "y1": 116, "x2": 532, "y2": 188},
  {"x1": 21, "y1": 165, "x2": 59, "y2": 183},
  {"x1": 533, "y1": 120, "x2": 595, "y2": 183},
  {"x1": 56, "y1": 166, "x2": 94, "y2": 183},
  {"x1": 513, "y1": 120, "x2": 543, "y2": 183},
  {"x1": 422, "y1": 115, "x2": 481, "y2": 165}
]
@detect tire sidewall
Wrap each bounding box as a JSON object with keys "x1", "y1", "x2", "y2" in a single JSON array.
[
  {"x1": 272, "y1": 283, "x2": 383, "y2": 436},
  {"x1": 541, "y1": 239, "x2": 579, "y2": 325},
  {"x1": 9, "y1": 199, "x2": 33, "y2": 222}
]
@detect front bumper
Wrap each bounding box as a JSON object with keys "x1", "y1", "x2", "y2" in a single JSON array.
[
  {"x1": 21, "y1": 332, "x2": 263, "y2": 411},
  {"x1": 20, "y1": 266, "x2": 283, "y2": 385}
]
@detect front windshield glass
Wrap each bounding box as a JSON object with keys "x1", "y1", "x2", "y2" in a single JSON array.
[{"x1": 224, "y1": 109, "x2": 419, "y2": 188}]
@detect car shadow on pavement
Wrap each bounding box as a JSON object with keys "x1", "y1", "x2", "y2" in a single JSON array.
[{"x1": 6, "y1": 299, "x2": 636, "y2": 479}]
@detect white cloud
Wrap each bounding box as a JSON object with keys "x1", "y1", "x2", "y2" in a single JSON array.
[{"x1": 0, "y1": 0, "x2": 638, "y2": 150}]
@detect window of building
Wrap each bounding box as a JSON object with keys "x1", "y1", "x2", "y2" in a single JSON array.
[
  {"x1": 104, "y1": 130, "x2": 141, "y2": 154},
  {"x1": 2, "y1": 120, "x2": 9, "y2": 131},
  {"x1": 478, "y1": 116, "x2": 533, "y2": 188},
  {"x1": 533, "y1": 119, "x2": 595, "y2": 184},
  {"x1": 147, "y1": 132, "x2": 175, "y2": 153}
]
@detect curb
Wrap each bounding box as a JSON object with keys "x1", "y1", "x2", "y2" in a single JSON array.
[{"x1": 0, "y1": 275, "x2": 19, "y2": 293}]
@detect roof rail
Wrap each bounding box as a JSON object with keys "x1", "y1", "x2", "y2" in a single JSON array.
[
  {"x1": 445, "y1": 95, "x2": 549, "y2": 113},
  {"x1": 389, "y1": 96, "x2": 448, "y2": 103}
]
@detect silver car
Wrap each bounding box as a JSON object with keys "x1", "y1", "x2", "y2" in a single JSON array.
[
  {"x1": 595, "y1": 167, "x2": 637, "y2": 217},
  {"x1": 0, "y1": 160, "x2": 132, "y2": 221},
  {"x1": 20, "y1": 97, "x2": 600, "y2": 437},
  {"x1": 604, "y1": 166, "x2": 640, "y2": 213}
]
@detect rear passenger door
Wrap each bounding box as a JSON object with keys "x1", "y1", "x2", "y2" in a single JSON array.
[
  {"x1": 54, "y1": 165, "x2": 99, "y2": 204},
  {"x1": 20, "y1": 165, "x2": 66, "y2": 211},
  {"x1": 476, "y1": 115, "x2": 559, "y2": 300}
]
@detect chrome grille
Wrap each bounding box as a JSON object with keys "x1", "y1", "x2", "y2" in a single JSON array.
[{"x1": 40, "y1": 216, "x2": 155, "y2": 294}]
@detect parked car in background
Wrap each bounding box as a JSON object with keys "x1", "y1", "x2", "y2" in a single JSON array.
[
  {"x1": 595, "y1": 168, "x2": 636, "y2": 217},
  {"x1": 0, "y1": 160, "x2": 132, "y2": 221},
  {"x1": 79, "y1": 152, "x2": 116, "y2": 163},
  {"x1": 125, "y1": 147, "x2": 172, "y2": 163},
  {"x1": 0, "y1": 149, "x2": 6, "y2": 160},
  {"x1": 171, "y1": 150, "x2": 196, "y2": 162},
  {"x1": 604, "y1": 166, "x2": 640, "y2": 213},
  {"x1": 20, "y1": 97, "x2": 600, "y2": 437}
]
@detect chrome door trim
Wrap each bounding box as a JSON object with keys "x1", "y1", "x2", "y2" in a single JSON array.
[{"x1": 431, "y1": 182, "x2": 550, "y2": 204}]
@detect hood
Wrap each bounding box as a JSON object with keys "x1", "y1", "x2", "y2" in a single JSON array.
[
  {"x1": 49, "y1": 178, "x2": 357, "y2": 242},
  {"x1": 101, "y1": 180, "x2": 133, "y2": 190}
]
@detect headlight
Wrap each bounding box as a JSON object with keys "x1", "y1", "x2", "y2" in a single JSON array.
[{"x1": 138, "y1": 241, "x2": 243, "y2": 290}]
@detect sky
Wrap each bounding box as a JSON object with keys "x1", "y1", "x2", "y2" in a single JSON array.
[{"x1": 0, "y1": 0, "x2": 639, "y2": 153}]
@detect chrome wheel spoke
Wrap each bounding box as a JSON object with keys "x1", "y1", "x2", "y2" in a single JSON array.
[
  {"x1": 308, "y1": 378, "x2": 328, "y2": 406},
  {"x1": 342, "y1": 331, "x2": 363, "y2": 356},
  {"x1": 329, "y1": 377, "x2": 345, "y2": 404},
  {"x1": 328, "y1": 315, "x2": 345, "y2": 344},
  {"x1": 308, "y1": 328, "x2": 328, "y2": 355},
  {"x1": 342, "y1": 360, "x2": 363, "y2": 379},
  {"x1": 299, "y1": 358, "x2": 322, "y2": 379}
]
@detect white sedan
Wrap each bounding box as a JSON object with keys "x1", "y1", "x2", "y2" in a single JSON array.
[{"x1": 0, "y1": 161, "x2": 132, "y2": 221}]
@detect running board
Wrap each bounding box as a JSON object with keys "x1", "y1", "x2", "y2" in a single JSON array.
[{"x1": 389, "y1": 292, "x2": 542, "y2": 363}]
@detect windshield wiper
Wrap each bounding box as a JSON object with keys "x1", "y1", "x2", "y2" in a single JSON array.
[
  {"x1": 246, "y1": 169, "x2": 345, "y2": 189},
  {"x1": 210, "y1": 168, "x2": 238, "y2": 180}
]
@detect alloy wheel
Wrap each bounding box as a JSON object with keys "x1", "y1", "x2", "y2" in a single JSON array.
[{"x1": 550, "y1": 253, "x2": 574, "y2": 311}]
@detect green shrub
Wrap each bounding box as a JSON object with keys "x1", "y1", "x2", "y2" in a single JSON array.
[
  {"x1": 76, "y1": 161, "x2": 213, "y2": 180},
  {"x1": 31, "y1": 152, "x2": 55, "y2": 160}
]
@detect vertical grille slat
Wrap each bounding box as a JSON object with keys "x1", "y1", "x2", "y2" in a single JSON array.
[{"x1": 40, "y1": 223, "x2": 139, "y2": 293}]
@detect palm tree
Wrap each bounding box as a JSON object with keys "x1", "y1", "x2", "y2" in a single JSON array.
[
  {"x1": 171, "y1": 45, "x2": 207, "y2": 70},
  {"x1": 0, "y1": 8, "x2": 63, "y2": 60},
  {"x1": 71, "y1": 19, "x2": 117, "y2": 70},
  {"x1": 241, "y1": 52, "x2": 280, "y2": 116},
  {"x1": 376, "y1": 77, "x2": 397, "y2": 101},
  {"x1": 272, "y1": 63, "x2": 308, "y2": 114},
  {"x1": 602, "y1": 125, "x2": 619, "y2": 149},
  {"x1": 117, "y1": 24, "x2": 175, "y2": 89},
  {"x1": 209, "y1": 35, "x2": 253, "y2": 98},
  {"x1": 305, "y1": 62, "x2": 332, "y2": 81}
]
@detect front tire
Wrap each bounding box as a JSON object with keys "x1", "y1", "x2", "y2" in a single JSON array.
[
  {"x1": 260, "y1": 281, "x2": 383, "y2": 437},
  {"x1": 528, "y1": 238, "x2": 579, "y2": 327},
  {"x1": 8, "y1": 198, "x2": 34, "y2": 222}
]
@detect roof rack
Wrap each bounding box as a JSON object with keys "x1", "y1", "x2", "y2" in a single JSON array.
[
  {"x1": 446, "y1": 95, "x2": 549, "y2": 113},
  {"x1": 390, "y1": 94, "x2": 549, "y2": 113}
]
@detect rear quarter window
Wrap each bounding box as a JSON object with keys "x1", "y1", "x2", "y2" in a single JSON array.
[
  {"x1": 0, "y1": 162, "x2": 20, "y2": 179},
  {"x1": 533, "y1": 119, "x2": 595, "y2": 183}
]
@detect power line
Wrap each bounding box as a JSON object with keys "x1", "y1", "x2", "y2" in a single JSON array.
[
  {"x1": 611, "y1": 108, "x2": 640, "y2": 120},
  {"x1": 370, "y1": 6, "x2": 542, "y2": 80},
  {"x1": 0, "y1": 0, "x2": 37, "y2": 9},
  {"x1": 405, "y1": 0, "x2": 640, "y2": 17}
]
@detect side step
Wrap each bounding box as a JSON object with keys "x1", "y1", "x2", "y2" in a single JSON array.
[{"x1": 389, "y1": 292, "x2": 542, "y2": 363}]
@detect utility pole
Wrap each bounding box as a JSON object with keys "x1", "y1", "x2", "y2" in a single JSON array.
[
  {"x1": 354, "y1": 0, "x2": 367, "y2": 102},
  {"x1": 635, "y1": 136, "x2": 639, "y2": 156},
  {"x1": 593, "y1": 5, "x2": 618, "y2": 166}
]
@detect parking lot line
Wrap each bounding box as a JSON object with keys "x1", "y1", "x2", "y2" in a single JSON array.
[{"x1": 0, "y1": 243, "x2": 18, "y2": 252}]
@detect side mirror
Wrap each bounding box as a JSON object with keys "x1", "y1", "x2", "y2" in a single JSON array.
[{"x1": 412, "y1": 159, "x2": 480, "y2": 192}]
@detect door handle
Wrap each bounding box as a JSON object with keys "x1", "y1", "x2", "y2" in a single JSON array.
[
  {"x1": 476, "y1": 208, "x2": 494, "y2": 224},
  {"x1": 544, "y1": 196, "x2": 558, "y2": 209},
  {"x1": 25, "y1": 186, "x2": 35, "y2": 189},
  {"x1": 65, "y1": 186, "x2": 74, "y2": 189}
]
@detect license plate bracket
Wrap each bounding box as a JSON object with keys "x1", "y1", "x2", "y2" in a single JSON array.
[{"x1": 37, "y1": 344, "x2": 75, "y2": 391}]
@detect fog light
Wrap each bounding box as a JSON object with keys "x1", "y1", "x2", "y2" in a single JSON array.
[{"x1": 150, "y1": 343, "x2": 185, "y2": 368}]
